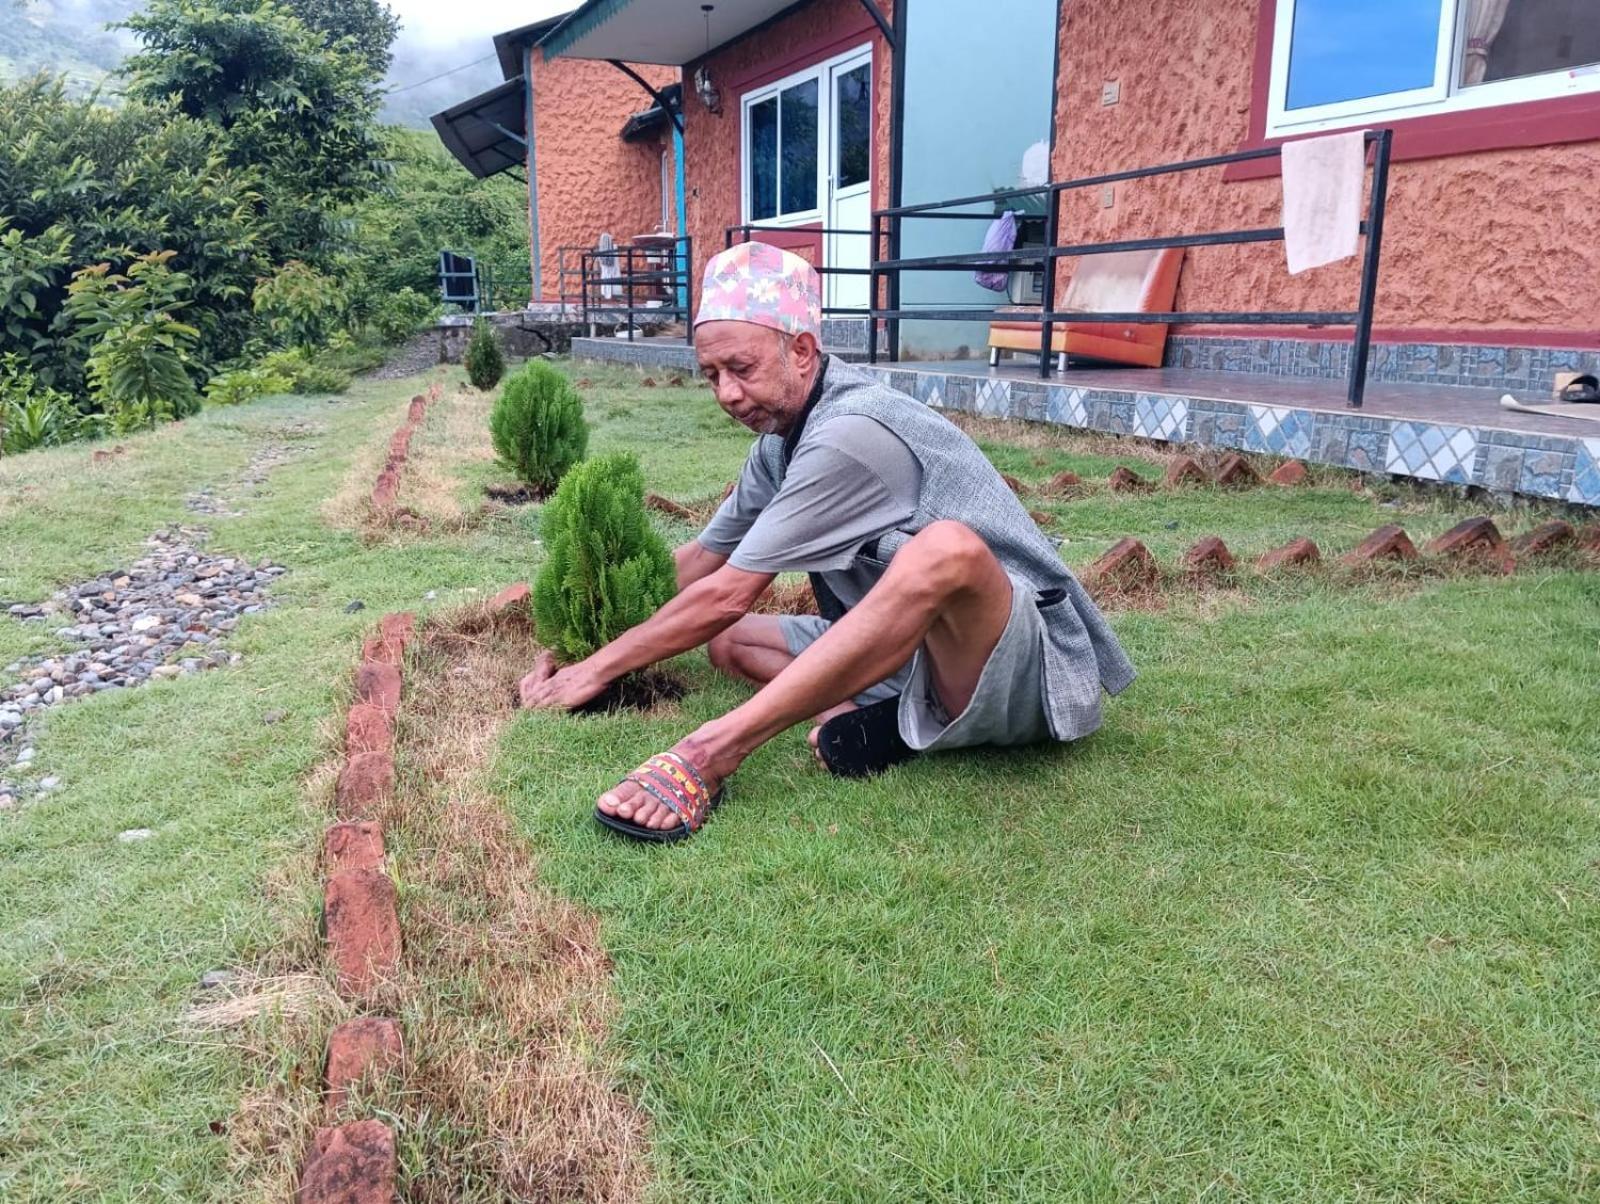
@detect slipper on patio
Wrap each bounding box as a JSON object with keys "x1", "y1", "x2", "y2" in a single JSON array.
[
  {"x1": 594, "y1": 750, "x2": 724, "y2": 842},
  {"x1": 1560, "y1": 374, "x2": 1600, "y2": 404},
  {"x1": 816, "y1": 695, "x2": 920, "y2": 779}
]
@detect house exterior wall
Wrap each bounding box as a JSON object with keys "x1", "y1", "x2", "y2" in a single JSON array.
[
  {"x1": 1052, "y1": 0, "x2": 1600, "y2": 345},
  {"x1": 528, "y1": 48, "x2": 677, "y2": 301},
  {"x1": 681, "y1": 0, "x2": 895, "y2": 313}
]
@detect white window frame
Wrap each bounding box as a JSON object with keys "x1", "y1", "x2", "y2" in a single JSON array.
[
  {"x1": 1266, "y1": 0, "x2": 1600, "y2": 137},
  {"x1": 740, "y1": 42, "x2": 872, "y2": 227}
]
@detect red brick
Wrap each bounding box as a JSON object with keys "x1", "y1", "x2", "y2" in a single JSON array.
[
  {"x1": 297, "y1": 1119, "x2": 396, "y2": 1204},
  {"x1": 1028, "y1": 509, "x2": 1053, "y2": 526},
  {"x1": 486, "y1": 582, "x2": 531, "y2": 615},
  {"x1": 324, "y1": 870, "x2": 400, "y2": 996},
  {"x1": 1183, "y1": 536, "x2": 1236, "y2": 576},
  {"x1": 388, "y1": 428, "x2": 412, "y2": 460},
  {"x1": 668, "y1": 375, "x2": 686, "y2": 387},
  {"x1": 1108, "y1": 466, "x2": 1153, "y2": 493},
  {"x1": 1340, "y1": 524, "x2": 1419, "y2": 565},
  {"x1": 336, "y1": 752, "x2": 394, "y2": 820},
  {"x1": 1162, "y1": 455, "x2": 1208, "y2": 488},
  {"x1": 640, "y1": 376, "x2": 657, "y2": 388},
  {"x1": 325, "y1": 821, "x2": 385, "y2": 873},
  {"x1": 354, "y1": 663, "x2": 401, "y2": 714},
  {"x1": 1268, "y1": 460, "x2": 1308, "y2": 486},
  {"x1": 1424, "y1": 516, "x2": 1505, "y2": 559},
  {"x1": 1577, "y1": 525, "x2": 1600, "y2": 551},
  {"x1": 325, "y1": 1017, "x2": 403, "y2": 1112},
  {"x1": 1212, "y1": 453, "x2": 1261, "y2": 488},
  {"x1": 378, "y1": 613, "x2": 415, "y2": 647},
  {"x1": 370, "y1": 474, "x2": 397, "y2": 509},
  {"x1": 1000, "y1": 472, "x2": 1025, "y2": 494},
  {"x1": 407, "y1": 397, "x2": 426, "y2": 423},
  {"x1": 345, "y1": 703, "x2": 392, "y2": 757},
  {"x1": 1045, "y1": 470, "x2": 1081, "y2": 493},
  {"x1": 1258, "y1": 537, "x2": 1322, "y2": 570},
  {"x1": 1085, "y1": 538, "x2": 1159, "y2": 590},
  {"x1": 1510, "y1": 520, "x2": 1574, "y2": 556}
]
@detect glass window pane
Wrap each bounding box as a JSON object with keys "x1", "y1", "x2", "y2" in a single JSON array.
[
  {"x1": 1464, "y1": 0, "x2": 1600, "y2": 88},
  {"x1": 779, "y1": 78, "x2": 818, "y2": 214},
  {"x1": 1286, "y1": 0, "x2": 1443, "y2": 109},
  {"x1": 836, "y1": 63, "x2": 871, "y2": 188},
  {"x1": 749, "y1": 97, "x2": 777, "y2": 221}
]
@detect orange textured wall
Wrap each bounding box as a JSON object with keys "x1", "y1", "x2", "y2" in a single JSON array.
[
  {"x1": 681, "y1": 0, "x2": 894, "y2": 313},
  {"x1": 1052, "y1": 0, "x2": 1600, "y2": 338},
  {"x1": 530, "y1": 49, "x2": 678, "y2": 300}
]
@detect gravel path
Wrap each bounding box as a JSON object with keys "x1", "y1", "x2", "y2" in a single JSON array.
[
  {"x1": 0, "y1": 527, "x2": 285, "y2": 808},
  {"x1": 364, "y1": 334, "x2": 440, "y2": 381}
]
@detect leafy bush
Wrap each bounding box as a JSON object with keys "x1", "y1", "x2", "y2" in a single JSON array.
[
  {"x1": 367, "y1": 287, "x2": 438, "y2": 345},
  {"x1": 204, "y1": 364, "x2": 294, "y2": 407},
  {"x1": 253, "y1": 261, "x2": 343, "y2": 350},
  {"x1": 65, "y1": 252, "x2": 202, "y2": 432},
  {"x1": 532, "y1": 453, "x2": 677, "y2": 662},
  {"x1": 489, "y1": 359, "x2": 588, "y2": 491},
  {"x1": 0, "y1": 354, "x2": 85, "y2": 454},
  {"x1": 257, "y1": 348, "x2": 352, "y2": 396},
  {"x1": 464, "y1": 317, "x2": 505, "y2": 391}
]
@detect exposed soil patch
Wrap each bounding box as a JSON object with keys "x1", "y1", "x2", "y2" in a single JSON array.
[
  {"x1": 573, "y1": 668, "x2": 687, "y2": 716},
  {"x1": 484, "y1": 482, "x2": 548, "y2": 506}
]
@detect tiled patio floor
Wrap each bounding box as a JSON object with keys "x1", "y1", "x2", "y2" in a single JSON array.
[{"x1": 571, "y1": 336, "x2": 1600, "y2": 506}]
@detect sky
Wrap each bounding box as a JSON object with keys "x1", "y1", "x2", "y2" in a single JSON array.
[{"x1": 385, "y1": 0, "x2": 573, "y2": 48}]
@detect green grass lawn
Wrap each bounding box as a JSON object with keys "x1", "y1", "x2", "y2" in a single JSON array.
[{"x1": 2, "y1": 360, "x2": 1598, "y2": 1200}]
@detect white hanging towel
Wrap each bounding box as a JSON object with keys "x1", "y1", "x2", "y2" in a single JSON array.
[
  {"x1": 1280, "y1": 130, "x2": 1367, "y2": 275},
  {"x1": 597, "y1": 231, "x2": 621, "y2": 300}
]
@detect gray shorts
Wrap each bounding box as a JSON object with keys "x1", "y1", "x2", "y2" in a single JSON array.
[{"x1": 777, "y1": 574, "x2": 1053, "y2": 752}]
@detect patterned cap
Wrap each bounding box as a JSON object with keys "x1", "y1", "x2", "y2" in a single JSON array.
[{"x1": 695, "y1": 241, "x2": 822, "y2": 339}]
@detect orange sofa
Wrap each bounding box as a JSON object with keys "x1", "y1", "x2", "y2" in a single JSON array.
[{"x1": 987, "y1": 247, "x2": 1185, "y2": 370}]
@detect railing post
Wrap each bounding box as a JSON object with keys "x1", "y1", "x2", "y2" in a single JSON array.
[
  {"x1": 625, "y1": 247, "x2": 635, "y2": 342},
  {"x1": 580, "y1": 251, "x2": 591, "y2": 335},
  {"x1": 1347, "y1": 129, "x2": 1391, "y2": 409},
  {"x1": 1039, "y1": 190, "x2": 1061, "y2": 380},
  {"x1": 886, "y1": 211, "x2": 901, "y2": 362},
  {"x1": 868, "y1": 212, "x2": 881, "y2": 365},
  {"x1": 684, "y1": 235, "x2": 695, "y2": 347}
]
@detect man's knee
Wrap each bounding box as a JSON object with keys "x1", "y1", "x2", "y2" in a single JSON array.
[
  {"x1": 706, "y1": 627, "x2": 743, "y2": 677},
  {"x1": 897, "y1": 521, "x2": 998, "y2": 597}
]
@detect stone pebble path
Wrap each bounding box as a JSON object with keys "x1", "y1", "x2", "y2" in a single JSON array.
[
  {"x1": 0, "y1": 526, "x2": 284, "y2": 808},
  {"x1": 187, "y1": 428, "x2": 317, "y2": 517}
]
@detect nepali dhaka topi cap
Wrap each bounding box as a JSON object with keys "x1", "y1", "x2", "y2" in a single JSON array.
[{"x1": 695, "y1": 241, "x2": 822, "y2": 339}]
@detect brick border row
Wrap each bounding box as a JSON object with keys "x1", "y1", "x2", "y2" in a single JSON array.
[
  {"x1": 296, "y1": 611, "x2": 415, "y2": 1202},
  {"x1": 1083, "y1": 517, "x2": 1599, "y2": 594},
  {"x1": 371, "y1": 382, "x2": 443, "y2": 514}
]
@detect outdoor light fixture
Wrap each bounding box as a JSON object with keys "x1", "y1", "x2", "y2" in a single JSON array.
[{"x1": 695, "y1": 5, "x2": 722, "y2": 114}]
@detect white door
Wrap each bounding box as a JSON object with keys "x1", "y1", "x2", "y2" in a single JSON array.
[{"x1": 826, "y1": 53, "x2": 872, "y2": 314}]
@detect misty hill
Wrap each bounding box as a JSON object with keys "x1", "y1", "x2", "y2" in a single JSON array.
[{"x1": 0, "y1": 0, "x2": 506, "y2": 127}]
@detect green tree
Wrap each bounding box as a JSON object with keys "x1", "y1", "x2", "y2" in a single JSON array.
[
  {"x1": 120, "y1": 0, "x2": 382, "y2": 265},
  {"x1": 464, "y1": 317, "x2": 506, "y2": 391},
  {"x1": 532, "y1": 453, "x2": 676, "y2": 662},
  {"x1": 280, "y1": 0, "x2": 399, "y2": 77}
]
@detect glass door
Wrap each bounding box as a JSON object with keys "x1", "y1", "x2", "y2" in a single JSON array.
[{"x1": 825, "y1": 54, "x2": 872, "y2": 313}]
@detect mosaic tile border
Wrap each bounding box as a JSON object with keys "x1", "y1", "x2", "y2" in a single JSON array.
[
  {"x1": 1165, "y1": 335, "x2": 1599, "y2": 394},
  {"x1": 857, "y1": 365, "x2": 1597, "y2": 507}
]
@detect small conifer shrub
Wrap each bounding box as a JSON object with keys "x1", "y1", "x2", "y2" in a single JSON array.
[
  {"x1": 489, "y1": 359, "x2": 588, "y2": 492},
  {"x1": 533, "y1": 452, "x2": 676, "y2": 661},
  {"x1": 464, "y1": 316, "x2": 505, "y2": 390}
]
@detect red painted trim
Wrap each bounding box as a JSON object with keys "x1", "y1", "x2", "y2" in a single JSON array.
[
  {"x1": 1177, "y1": 323, "x2": 1600, "y2": 349},
  {"x1": 726, "y1": 15, "x2": 878, "y2": 94},
  {"x1": 1227, "y1": 0, "x2": 1600, "y2": 181}
]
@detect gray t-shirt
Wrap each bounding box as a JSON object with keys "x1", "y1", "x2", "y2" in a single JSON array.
[{"x1": 698, "y1": 415, "x2": 922, "y2": 574}]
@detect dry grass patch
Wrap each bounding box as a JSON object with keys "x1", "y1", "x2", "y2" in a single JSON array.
[{"x1": 395, "y1": 385, "x2": 498, "y2": 532}]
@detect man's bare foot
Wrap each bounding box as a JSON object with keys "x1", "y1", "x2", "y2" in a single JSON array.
[{"x1": 596, "y1": 729, "x2": 744, "y2": 833}]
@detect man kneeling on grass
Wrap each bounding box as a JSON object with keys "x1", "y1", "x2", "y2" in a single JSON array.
[{"x1": 520, "y1": 241, "x2": 1134, "y2": 841}]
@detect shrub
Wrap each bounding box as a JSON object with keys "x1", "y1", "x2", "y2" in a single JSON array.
[
  {"x1": 0, "y1": 353, "x2": 85, "y2": 454},
  {"x1": 257, "y1": 348, "x2": 352, "y2": 395},
  {"x1": 204, "y1": 364, "x2": 293, "y2": 407},
  {"x1": 533, "y1": 453, "x2": 677, "y2": 662},
  {"x1": 253, "y1": 260, "x2": 343, "y2": 350},
  {"x1": 463, "y1": 316, "x2": 504, "y2": 390},
  {"x1": 366, "y1": 286, "x2": 438, "y2": 346},
  {"x1": 489, "y1": 359, "x2": 588, "y2": 492},
  {"x1": 64, "y1": 252, "x2": 202, "y2": 432}
]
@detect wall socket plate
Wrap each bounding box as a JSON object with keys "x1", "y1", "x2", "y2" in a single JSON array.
[
  {"x1": 1101, "y1": 80, "x2": 1120, "y2": 106},
  {"x1": 1101, "y1": 185, "x2": 1115, "y2": 208}
]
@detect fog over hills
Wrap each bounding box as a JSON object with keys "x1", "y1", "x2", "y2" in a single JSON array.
[{"x1": 0, "y1": 0, "x2": 573, "y2": 127}]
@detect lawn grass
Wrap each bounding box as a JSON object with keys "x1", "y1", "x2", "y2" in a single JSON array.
[{"x1": 2, "y1": 357, "x2": 1597, "y2": 1200}]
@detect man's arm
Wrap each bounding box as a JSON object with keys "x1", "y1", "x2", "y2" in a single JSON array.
[
  {"x1": 675, "y1": 539, "x2": 727, "y2": 590},
  {"x1": 520, "y1": 561, "x2": 773, "y2": 709}
]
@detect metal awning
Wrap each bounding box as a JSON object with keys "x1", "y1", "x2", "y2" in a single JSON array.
[
  {"x1": 491, "y1": 15, "x2": 569, "y2": 80},
  {"x1": 621, "y1": 83, "x2": 682, "y2": 142},
  {"x1": 430, "y1": 77, "x2": 527, "y2": 181},
  {"x1": 541, "y1": 0, "x2": 822, "y2": 65}
]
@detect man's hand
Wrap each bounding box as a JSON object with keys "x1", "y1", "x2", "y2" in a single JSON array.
[{"x1": 518, "y1": 650, "x2": 608, "y2": 711}]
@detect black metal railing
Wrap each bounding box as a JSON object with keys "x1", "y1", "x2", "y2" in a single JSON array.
[
  {"x1": 723, "y1": 224, "x2": 875, "y2": 319},
  {"x1": 867, "y1": 130, "x2": 1393, "y2": 407},
  {"x1": 577, "y1": 238, "x2": 695, "y2": 346}
]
